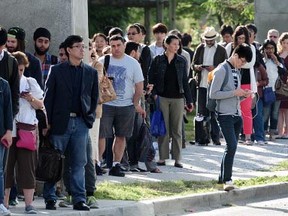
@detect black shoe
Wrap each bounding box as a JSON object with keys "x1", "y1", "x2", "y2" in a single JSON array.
[
  {"x1": 213, "y1": 141, "x2": 221, "y2": 145},
  {"x1": 156, "y1": 161, "x2": 166, "y2": 166},
  {"x1": 109, "y1": 164, "x2": 125, "y2": 177},
  {"x1": 95, "y1": 164, "x2": 104, "y2": 176},
  {"x1": 73, "y1": 201, "x2": 90, "y2": 211},
  {"x1": 174, "y1": 163, "x2": 183, "y2": 168},
  {"x1": 46, "y1": 200, "x2": 56, "y2": 210}
]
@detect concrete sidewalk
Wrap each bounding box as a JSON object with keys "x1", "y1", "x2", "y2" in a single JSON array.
[{"x1": 9, "y1": 138, "x2": 288, "y2": 215}]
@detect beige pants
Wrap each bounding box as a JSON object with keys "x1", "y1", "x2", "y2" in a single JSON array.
[
  {"x1": 89, "y1": 118, "x2": 100, "y2": 162},
  {"x1": 158, "y1": 97, "x2": 184, "y2": 161}
]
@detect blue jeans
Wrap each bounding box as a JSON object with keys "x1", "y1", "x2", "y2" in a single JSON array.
[
  {"x1": 263, "y1": 100, "x2": 281, "y2": 133},
  {"x1": 63, "y1": 135, "x2": 96, "y2": 195},
  {"x1": 43, "y1": 117, "x2": 89, "y2": 204},
  {"x1": 0, "y1": 144, "x2": 6, "y2": 204},
  {"x1": 252, "y1": 98, "x2": 265, "y2": 141},
  {"x1": 217, "y1": 115, "x2": 242, "y2": 183}
]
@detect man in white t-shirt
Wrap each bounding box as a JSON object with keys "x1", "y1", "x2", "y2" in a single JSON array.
[{"x1": 98, "y1": 35, "x2": 145, "y2": 177}]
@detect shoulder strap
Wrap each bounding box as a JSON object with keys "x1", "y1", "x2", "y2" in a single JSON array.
[
  {"x1": 103, "y1": 55, "x2": 110, "y2": 75},
  {"x1": 8, "y1": 53, "x2": 14, "y2": 79}
]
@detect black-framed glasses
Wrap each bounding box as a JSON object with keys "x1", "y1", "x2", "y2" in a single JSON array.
[
  {"x1": 127, "y1": 32, "x2": 138, "y2": 36},
  {"x1": 71, "y1": 45, "x2": 87, "y2": 49}
]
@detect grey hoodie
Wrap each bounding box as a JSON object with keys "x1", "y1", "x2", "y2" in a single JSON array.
[{"x1": 209, "y1": 61, "x2": 242, "y2": 116}]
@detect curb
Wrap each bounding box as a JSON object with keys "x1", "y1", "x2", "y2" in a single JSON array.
[{"x1": 139, "y1": 182, "x2": 288, "y2": 216}]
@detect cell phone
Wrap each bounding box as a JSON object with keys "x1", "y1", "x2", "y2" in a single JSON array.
[
  {"x1": 108, "y1": 76, "x2": 114, "y2": 81},
  {"x1": 20, "y1": 91, "x2": 30, "y2": 96},
  {"x1": 202, "y1": 65, "x2": 210, "y2": 68}
]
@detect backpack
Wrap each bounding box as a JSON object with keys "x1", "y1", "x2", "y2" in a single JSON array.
[{"x1": 206, "y1": 63, "x2": 229, "y2": 112}]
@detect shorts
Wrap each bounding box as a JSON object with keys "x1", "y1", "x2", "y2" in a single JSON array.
[{"x1": 99, "y1": 105, "x2": 135, "y2": 138}]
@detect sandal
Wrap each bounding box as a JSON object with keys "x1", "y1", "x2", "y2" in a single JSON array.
[{"x1": 150, "y1": 168, "x2": 162, "y2": 173}]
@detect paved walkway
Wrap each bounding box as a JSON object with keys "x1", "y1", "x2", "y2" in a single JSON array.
[{"x1": 8, "y1": 138, "x2": 288, "y2": 215}]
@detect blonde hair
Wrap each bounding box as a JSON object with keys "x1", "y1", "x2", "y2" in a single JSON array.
[
  {"x1": 277, "y1": 32, "x2": 288, "y2": 53},
  {"x1": 12, "y1": 51, "x2": 29, "y2": 67}
]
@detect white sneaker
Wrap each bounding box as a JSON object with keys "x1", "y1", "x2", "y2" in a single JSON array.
[
  {"x1": 0, "y1": 204, "x2": 11, "y2": 216},
  {"x1": 223, "y1": 180, "x2": 237, "y2": 191},
  {"x1": 255, "y1": 140, "x2": 265, "y2": 145}
]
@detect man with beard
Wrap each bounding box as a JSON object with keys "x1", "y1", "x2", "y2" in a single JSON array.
[
  {"x1": 7, "y1": 27, "x2": 43, "y2": 89},
  {"x1": 33, "y1": 27, "x2": 58, "y2": 85}
]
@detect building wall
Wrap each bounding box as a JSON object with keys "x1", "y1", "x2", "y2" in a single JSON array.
[
  {"x1": 254, "y1": 0, "x2": 288, "y2": 44},
  {"x1": 0, "y1": 0, "x2": 88, "y2": 56}
]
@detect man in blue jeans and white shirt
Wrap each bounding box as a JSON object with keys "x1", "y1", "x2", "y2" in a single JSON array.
[{"x1": 209, "y1": 44, "x2": 252, "y2": 191}]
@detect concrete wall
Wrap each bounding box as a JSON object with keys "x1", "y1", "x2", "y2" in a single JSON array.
[
  {"x1": 0, "y1": 0, "x2": 88, "y2": 56},
  {"x1": 255, "y1": 0, "x2": 288, "y2": 44}
]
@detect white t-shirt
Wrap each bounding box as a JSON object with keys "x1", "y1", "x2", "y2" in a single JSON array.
[
  {"x1": 15, "y1": 76, "x2": 43, "y2": 125},
  {"x1": 98, "y1": 54, "x2": 144, "y2": 107}
]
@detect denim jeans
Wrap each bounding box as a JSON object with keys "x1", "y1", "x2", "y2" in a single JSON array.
[
  {"x1": 43, "y1": 117, "x2": 89, "y2": 204},
  {"x1": 0, "y1": 144, "x2": 6, "y2": 204},
  {"x1": 217, "y1": 115, "x2": 242, "y2": 183},
  {"x1": 252, "y1": 98, "x2": 265, "y2": 141},
  {"x1": 63, "y1": 135, "x2": 96, "y2": 195},
  {"x1": 263, "y1": 100, "x2": 281, "y2": 133}
]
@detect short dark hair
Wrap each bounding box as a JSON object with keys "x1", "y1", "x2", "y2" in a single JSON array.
[
  {"x1": 109, "y1": 35, "x2": 125, "y2": 44},
  {"x1": 125, "y1": 41, "x2": 140, "y2": 55},
  {"x1": 108, "y1": 27, "x2": 124, "y2": 38},
  {"x1": 152, "y1": 23, "x2": 168, "y2": 34},
  {"x1": 262, "y1": 39, "x2": 278, "y2": 55},
  {"x1": 232, "y1": 43, "x2": 252, "y2": 62},
  {"x1": 220, "y1": 24, "x2": 234, "y2": 36},
  {"x1": 245, "y1": 23, "x2": 257, "y2": 34},
  {"x1": 59, "y1": 41, "x2": 66, "y2": 49},
  {"x1": 181, "y1": 33, "x2": 192, "y2": 46},
  {"x1": 164, "y1": 34, "x2": 180, "y2": 45},
  {"x1": 0, "y1": 26, "x2": 7, "y2": 46},
  {"x1": 63, "y1": 35, "x2": 83, "y2": 57}
]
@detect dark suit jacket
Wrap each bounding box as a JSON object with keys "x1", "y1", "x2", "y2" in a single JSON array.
[{"x1": 44, "y1": 61, "x2": 99, "y2": 135}]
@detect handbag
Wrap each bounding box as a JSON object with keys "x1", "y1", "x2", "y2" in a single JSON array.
[
  {"x1": 275, "y1": 77, "x2": 288, "y2": 97},
  {"x1": 36, "y1": 135, "x2": 64, "y2": 183},
  {"x1": 150, "y1": 97, "x2": 166, "y2": 137},
  {"x1": 98, "y1": 55, "x2": 117, "y2": 104},
  {"x1": 263, "y1": 86, "x2": 276, "y2": 105},
  {"x1": 16, "y1": 122, "x2": 37, "y2": 151}
]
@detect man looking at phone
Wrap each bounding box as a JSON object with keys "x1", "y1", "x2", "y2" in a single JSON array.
[{"x1": 192, "y1": 27, "x2": 227, "y2": 145}]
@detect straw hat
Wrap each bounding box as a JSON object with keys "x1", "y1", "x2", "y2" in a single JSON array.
[{"x1": 201, "y1": 27, "x2": 219, "y2": 40}]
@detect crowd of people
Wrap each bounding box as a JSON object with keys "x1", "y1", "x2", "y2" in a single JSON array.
[{"x1": 0, "y1": 21, "x2": 287, "y2": 215}]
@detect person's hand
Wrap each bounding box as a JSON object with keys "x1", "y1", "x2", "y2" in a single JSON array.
[
  {"x1": 135, "y1": 104, "x2": 146, "y2": 118},
  {"x1": 21, "y1": 92, "x2": 34, "y2": 102},
  {"x1": 146, "y1": 84, "x2": 154, "y2": 94},
  {"x1": 243, "y1": 89, "x2": 253, "y2": 98},
  {"x1": 194, "y1": 65, "x2": 203, "y2": 71},
  {"x1": 234, "y1": 88, "x2": 247, "y2": 97},
  {"x1": 185, "y1": 103, "x2": 194, "y2": 113},
  {"x1": 206, "y1": 66, "x2": 215, "y2": 72},
  {"x1": 1, "y1": 130, "x2": 12, "y2": 148}
]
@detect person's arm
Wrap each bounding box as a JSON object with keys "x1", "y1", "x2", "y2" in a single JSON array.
[
  {"x1": 2, "y1": 82, "x2": 13, "y2": 147},
  {"x1": 9, "y1": 58, "x2": 20, "y2": 117},
  {"x1": 133, "y1": 81, "x2": 146, "y2": 118},
  {"x1": 43, "y1": 66, "x2": 56, "y2": 127}
]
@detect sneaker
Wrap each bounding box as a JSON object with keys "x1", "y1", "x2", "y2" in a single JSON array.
[
  {"x1": 86, "y1": 196, "x2": 99, "y2": 209},
  {"x1": 0, "y1": 204, "x2": 11, "y2": 216},
  {"x1": 46, "y1": 200, "x2": 56, "y2": 210},
  {"x1": 255, "y1": 140, "x2": 265, "y2": 145},
  {"x1": 223, "y1": 181, "x2": 236, "y2": 191},
  {"x1": 58, "y1": 195, "x2": 72, "y2": 207},
  {"x1": 9, "y1": 198, "x2": 18, "y2": 206},
  {"x1": 25, "y1": 205, "x2": 37, "y2": 214},
  {"x1": 109, "y1": 164, "x2": 125, "y2": 177},
  {"x1": 244, "y1": 139, "x2": 253, "y2": 145}
]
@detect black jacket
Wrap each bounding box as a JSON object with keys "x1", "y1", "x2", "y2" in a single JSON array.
[
  {"x1": 44, "y1": 61, "x2": 99, "y2": 135},
  {"x1": 148, "y1": 53, "x2": 192, "y2": 104}
]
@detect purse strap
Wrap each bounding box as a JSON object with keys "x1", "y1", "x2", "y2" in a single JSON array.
[{"x1": 103, "y1": 55, "x2": 110, "y2": 76}]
